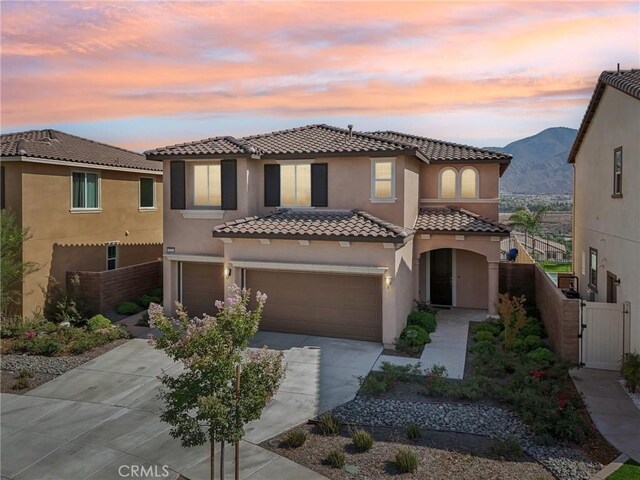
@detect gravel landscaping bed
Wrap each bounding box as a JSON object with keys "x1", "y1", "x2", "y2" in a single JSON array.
[
  {"x1": 0, "y1": 338, "x2": 130, "y2": 393},
  {"x1": 264, "y1": 424, "x2": 554, "y2": 480},
  {"x1": 332, "y1": 396, "x2": 602, "y2": 480}
]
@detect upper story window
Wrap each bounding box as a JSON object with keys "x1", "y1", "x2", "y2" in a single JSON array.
[
  {"x1": 438, "y1": 166, "x2": 479, "y2": 199},
  {"x1": 281, "y1": 163, "x2": 311, "y2": 207},
  {"x1": 613, "y1": 147, "x2": 622, "y2": 197},
  {"x1": 589, "y1": 247, "x2": 598, "y2": 292},
  {"x1": 193, "y1": 164, "x2": 221, "y2": 207},
  {"x1": 439, "y1": 168, "x2": 457, "y2": 199},
  {"x1": 139, "y1": 177, "x2": 156, "y2": 209},
  {"x1": 72, "y1": 171, "x2": 99, "y2": 210},
  {"x1": 371, "y1": 158, "x2": 396, "y2": 202}
]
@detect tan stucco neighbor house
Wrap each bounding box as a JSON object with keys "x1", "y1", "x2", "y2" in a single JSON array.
[
  {"x1": 569, "y1": 69, "x2": 640, "y2": 354},
  {"x1": 1, "y1": 129, "x2": 163, "y2": 317},
  {"x1": 146, "y1": 124, "x2": 511, "y2": 347}
]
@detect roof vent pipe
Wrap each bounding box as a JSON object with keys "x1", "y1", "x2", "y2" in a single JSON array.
[
  {"x1": 347, "y1": 124, "x2": 353, "y2": 139},
  {"x1": 617, "y1": 63, "x2": 620, "y2": 74}
]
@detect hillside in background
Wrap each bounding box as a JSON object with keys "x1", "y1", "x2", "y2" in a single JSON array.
[{"x1": 488, "y1": 127, "x2": 577, "y2": 194}]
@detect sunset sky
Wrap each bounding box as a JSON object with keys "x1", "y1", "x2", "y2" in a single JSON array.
[{"x1": 1, "y1": 1, "x2": 638, "y2": 151}]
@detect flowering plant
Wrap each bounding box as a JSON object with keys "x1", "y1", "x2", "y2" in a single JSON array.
[
  {"x1": 528, "y1": 369, "x2": 548, "y2": 380},
  {"x1": 25, "y1": 330, "x2": 36, "y2": 339},
  {"x1": 147, "y1": 284, "x2": 284, "y2": 478}
]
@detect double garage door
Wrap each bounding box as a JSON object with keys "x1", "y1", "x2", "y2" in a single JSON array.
[{"x1": 180, "y1": 262, "x2": 382, "y2": 342}]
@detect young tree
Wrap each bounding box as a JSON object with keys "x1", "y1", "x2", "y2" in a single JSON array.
[
  {"x1": 147, "y1": 285, "x2": 285, "y2": 480},
  {"x1": 0, "y1": 212, "x2": 39, "y2": 317},
  {"x1": 508, "y1": 205, "x2": 549, "y2": 236}
]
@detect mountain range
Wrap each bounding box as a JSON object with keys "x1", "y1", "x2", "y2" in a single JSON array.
[{"x1": 487, "y1": 127, "x2": 577, "y2": 194}]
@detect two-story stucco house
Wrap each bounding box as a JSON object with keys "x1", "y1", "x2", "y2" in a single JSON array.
[
  {"x1": 569, "y1": 69, "x2": 640, "y2": 354},
  {"x1": 1, "y1": 129, "x2": 163, "y2": 316},
  {"x1": 146, "y1": 125, "x2": 511, "y2": 347}
]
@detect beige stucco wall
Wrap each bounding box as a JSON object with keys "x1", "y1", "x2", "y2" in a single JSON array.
[
  {"x1": 573, "y1": 86, "x2": 640, "y2": 353},
  {"x1": 420, "y1": 162, "x2": 500, "y2": 220},
  {"x1": 14, "y1": 161, "x2": 163, "y2": 316}
]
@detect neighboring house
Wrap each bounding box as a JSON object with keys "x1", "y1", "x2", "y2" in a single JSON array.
[
  {"x1": 0, "y1": 129, "x2": 163, "y2": 317},
  {"x1": 500, "y1": 232, "x2": 568, "y2": 262},
  {"x1": 146, "y1": 124, "x2": 510, "y2": 347},
  {"x1": 569, "y1": 69, "x2": 640, "y2": 354}
]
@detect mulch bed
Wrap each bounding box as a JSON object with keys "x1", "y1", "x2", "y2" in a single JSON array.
[
  {"x1": 263, "y1": 424, "x2": 554, "y2": 480},
  {"x1": 0, "y1": 338, "x2": 130, "y2": 394}
]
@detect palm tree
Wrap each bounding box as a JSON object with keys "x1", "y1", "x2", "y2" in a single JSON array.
[{"x1": 508, "y1": 206, "x2": 549, "y2": 260}]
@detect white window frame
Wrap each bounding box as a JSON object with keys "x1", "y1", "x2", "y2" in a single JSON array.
[
  {"x1": 70, "y1": 170, "x2": 101, "y2": 213},
  {"x1": 191, "y1": 162, "x2": 222, "y2": 209},
  {"x1": 106, "y1": 243, "x2": 118, "y2": 270},
  {"x1": 138, "y1": 176, "x2": 157, "y2": 210},
  {"x1": 370, "y1": 158, "x2": 396, "y2": 203},
  {"x1": 459, "y1": 166, "x2": 479, "y2": 199},
  {"x1": 279, "y1": 161, "x2": 312, "y2": 208}
]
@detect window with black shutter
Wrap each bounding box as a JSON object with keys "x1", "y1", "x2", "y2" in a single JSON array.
[
  {"x1": 264, "y1": 164, "x2": 281, "y2": 207},
  {"x1": 311, "y1": 163, "x2": 328, "y2": 207},
  {"x1": 170, "y1": 161, "x2": 186, "y2": 210},
  {"x1": 221, "y1": 159, "x2": 237, "y2": 210}
]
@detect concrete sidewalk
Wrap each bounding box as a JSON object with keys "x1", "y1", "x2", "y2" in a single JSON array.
[
  {"x1": 373, "y1": 308, "x2": 486, "y2": 379},
  {"x1": 570, "y1": 368, "x2": 640, "y2": 462},
  {"x1": 1, "y1": 334, "x2": 382, "y2": 479}
]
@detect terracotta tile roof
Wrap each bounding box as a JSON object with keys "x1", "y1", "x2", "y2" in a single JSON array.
[
  {"x1": 569, "y1": 69, "x2": 640, "y2": 163},
  {"x1": 415, "y1": 207, "x2": 510, "y2": 235},
  {"x1": 146, "y1": 124, "x2": 425, "y2": 160},
  {"x1": 367, "y1": 131, "x2": 511, "y2": 163},
  {"x1": 1, "y1": 129, "x2": 160, "y2": 172},
  {"x1": 212, "y1": 209, "x2": 411, "y2": 243}
]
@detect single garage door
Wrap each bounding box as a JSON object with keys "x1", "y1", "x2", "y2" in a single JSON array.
[
  {"x1": 246, "y1": 270, "x2": 382, "y2": 342},
  {"x1": 181, "y1": 262, "x2": 225, "y2": 317}
]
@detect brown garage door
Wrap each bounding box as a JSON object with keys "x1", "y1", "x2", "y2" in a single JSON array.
[
  {"x1": 181, "y1": 262, "x2": 224, "y2": 317},
  {"x1": 246, "y1": 270, "x2": 382, "y2": 342}
]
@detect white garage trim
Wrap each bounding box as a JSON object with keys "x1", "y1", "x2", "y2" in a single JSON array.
[
  {"x1": 164, "y1": 254, "x2": 224, "y2": 263},
  {"x1": 232, "y1": 260, "x2": 388, "y2": 276}
]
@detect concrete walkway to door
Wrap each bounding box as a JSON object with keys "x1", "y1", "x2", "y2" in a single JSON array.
[
  {"x1": 570, "y1": 368, "x2": 640, "y2": 462},
  {"x1": 373, "y1": 308, "x2": 487, "y2": 379},
  {"x1": 1, "y1": 333, "x2": 382, "y2": 480}
]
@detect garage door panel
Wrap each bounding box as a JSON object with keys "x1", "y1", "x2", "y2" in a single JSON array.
[
  {"x1": 181, "y1": 263, "x2": 224, "y2": 317},
  {"x1": 247, "y1": 270, "x2": 382, "y2": 342}
]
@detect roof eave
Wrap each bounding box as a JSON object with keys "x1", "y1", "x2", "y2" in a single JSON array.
[
  {"x1": 145, "y1": 153, "x2": 254, "y2": 161},
  {"x1": 211, "y1": 231, "x2": 409, "y2": 244},
  {"x1": 415, "y1": 229, "x2": 510, "y2": 237}
]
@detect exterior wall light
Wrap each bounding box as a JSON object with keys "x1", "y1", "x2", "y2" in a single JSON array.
[
  {"x1": 384, "y1": 273, "x2": 392, "y2": 289},
  {"x1": 166, "y1": 247, "x2": 175, "y2": 254},
  {"x1": 224, "y1": 264, "x2": 232, "y2": 279}
]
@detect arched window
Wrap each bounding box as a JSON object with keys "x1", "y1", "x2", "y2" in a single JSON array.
[
  {"x1": 439, "y1": 168, "x2": 457, "y2": 199},
  {"x1": 460, "y1": 167, "x2": 478, "y2": 198}
]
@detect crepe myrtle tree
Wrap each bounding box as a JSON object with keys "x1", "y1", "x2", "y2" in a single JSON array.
[{"x1": 147, "y1": 285, "x2": 285, "y2": 480}]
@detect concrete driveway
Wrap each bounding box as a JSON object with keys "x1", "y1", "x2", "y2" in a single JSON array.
[{"x1": 1, "y1": 332, "x2": 382, "y2": 480}]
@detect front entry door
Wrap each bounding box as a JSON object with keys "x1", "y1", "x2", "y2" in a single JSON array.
[{"x1": 430, "y1": 249, "x2": 452, "y2": 306}]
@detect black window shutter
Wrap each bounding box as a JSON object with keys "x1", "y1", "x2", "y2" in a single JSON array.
[
  {"x1": 311, "y1": 163, "x2": 328, "y2": 207},
  {"x1": 170, "y1": 161, "x2": 186, "y2": 210},
  {"x1": 220, "y1": 159, "x2": 237, "y2": 210},
  {"x1": 264, "y1": 164, "x2": 280, "y2": 207},
  {"x1": 0, "y1": 166, "x2": 5, "y2": 209}
]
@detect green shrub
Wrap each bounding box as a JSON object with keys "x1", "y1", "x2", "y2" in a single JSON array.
[
  {"x1": 620, "y1": 353, "x2": 640, "y2": 393},
  {"x1": 473, "y1": 330, "x2": 495, "y2": 343},
  {"x1": 514, "y1": 335, "x2": 545, "y2": 354},
  {"x1": 12, "y1": 376, "x2": 30, "y2": 390},
  {"x1": 0, "y1": 313, "x2": 54, "y2": 338},
  {"x1": 66, "y1": 326, "x2": 129, "y2": 354},
  {"x1": 351, "y1": 429, "x2": 374, "y2": 452},
  {"x1": 11, "y1": 335, "x2": 61, "y2": 356},
  {"x1": 396, "y1": 325, "x2": 430, "y2": 354},
  {"x1": 415, "y1": 300, "x2": 439, "y2": 316},
  {"x1": 283, "y1": 428, "x2": 307, "y2": 448},
  {"x1": 405, "y1": 423, "x2": 422, "y2": 440},
  {"x1": 358, "y1": 373, "x2": 389, "y2": 395},
  {"x1": 474, "y1": 321, "x2": 502, "y2": 337},
  {"x1": 116, "y1": 301, "x2": 143, "y2": 316},
  {"x1": 490, "y1": 437, "x2": 523, "y2": 459},
  {"x1": 137, "y1": 294, "x2": 161, "y2": 309},
  {"x1": 526, "y1": 347, "x2": 556, "y2": 367},
  {"x1": 407, "y1": 309, "x2": 437, "y2": 333},
  {"x1": 324, "y1": 449, "x2": 345, "y2": 468},
  {"x1": 148, "y1": 287, "x2": 163, "y2": 298},
  {"x1": 318, "y1": 413, "x2": 341, "y2": 436},
  {"x1": 15, "y1": 368, "x2": 34, "y2": 380},
  {"x1": 87, "y1": 314, "x2": 112, "y2": 331},
  {"x1": 395, "y1": 447, "x2": 418, "y2": 473},
  {"x1": 470, "y1": 340, "x2": 496, "y2": 356},
  {"x1": 380, "y1": 361, "x2": 422, "y2": 382},
  {"x1": 519, "y1": 318, "x2": 545, "y2": 338}
]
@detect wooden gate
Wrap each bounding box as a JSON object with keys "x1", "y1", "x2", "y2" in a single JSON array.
[{"x1": 579, "y1": 301, "x2": 628, "y2": 370}]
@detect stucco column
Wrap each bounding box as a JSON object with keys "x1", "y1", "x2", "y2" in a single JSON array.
[
  {"x1": 224, "y1": 262, "x2": 242, "y2": 296},
  {"x1": 412, "y1": 257, "x2": 421, "y2": 302},
  {"x1": 487, "y1": 261, "x2": 500, "y2": 315},
  {"x1": 163, "y1": 257, "x2": 178, "y2": 315}
]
